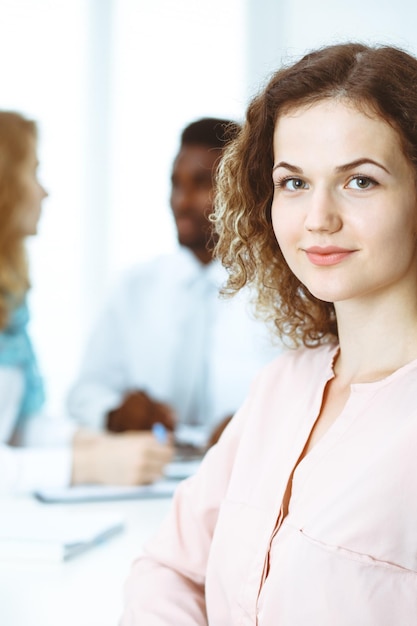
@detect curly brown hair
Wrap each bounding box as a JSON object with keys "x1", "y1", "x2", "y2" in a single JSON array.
[
  {"x1": 0, "y1": 112, "x2": 37, "y2": 329},
  {"x1": 213, "y1": 42, "x2": 417, "y2": 347}
]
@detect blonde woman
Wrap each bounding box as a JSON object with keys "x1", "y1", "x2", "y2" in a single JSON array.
[{"x1": 0, "y1": 112, "x2": 172, "y2": 493}]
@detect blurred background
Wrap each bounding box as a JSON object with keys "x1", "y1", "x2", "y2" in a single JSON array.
[{"x1": 1, "y1": 0, "x2": 416, "y2": 415}]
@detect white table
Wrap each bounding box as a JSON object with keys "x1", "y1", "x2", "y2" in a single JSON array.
[{"x1": 0, "y1": 494, "x2": 173, "y2": 626}]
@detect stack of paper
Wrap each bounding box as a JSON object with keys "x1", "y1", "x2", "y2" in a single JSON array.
[
  {"x1": 34, "y1": 458, "x2": 202, "y2": 504},
  {"x1": 35, "y1": 480, "x2": 178, "y2": 504}
]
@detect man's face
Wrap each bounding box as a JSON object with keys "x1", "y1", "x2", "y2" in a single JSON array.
[{"x1": 170, "y1": 144, "x2": 221, "y2": 257}]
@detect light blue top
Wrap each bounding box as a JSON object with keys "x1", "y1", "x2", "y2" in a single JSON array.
[{"x1": 0, "y1": 299, "x2": 45, "y2": 421}]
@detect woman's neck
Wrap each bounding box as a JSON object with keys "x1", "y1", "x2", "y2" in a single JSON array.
[{"x1": 334, "y1": 294, "x2": 417, "y2": 385}]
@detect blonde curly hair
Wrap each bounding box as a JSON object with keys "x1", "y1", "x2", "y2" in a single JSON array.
[
  {"x1": 0, "y1": 112, "x2": 37, "y2": 329},
  {"x1": 213, "y1": 42, "x2": 417, "y2": 347}
]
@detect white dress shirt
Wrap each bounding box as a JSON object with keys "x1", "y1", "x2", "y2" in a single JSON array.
[
  {"x1": 0, "y1": 366, "x2": 73, "y2": 493},
  {"x1": 68, "y1": 248, "x2": 283, "y2": 443}
]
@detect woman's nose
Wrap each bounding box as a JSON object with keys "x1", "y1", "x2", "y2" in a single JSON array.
[{"x1": 304, "y1": 187, "x2": 342, "y2": 233}]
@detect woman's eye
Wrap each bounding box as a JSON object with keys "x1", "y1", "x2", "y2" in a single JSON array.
[
  {"x1": 276, "y1": 177, "x2": 308, "y2": 190},
  {"x1": 346, "y1": 175, "x2": 376, "y2": 190}
]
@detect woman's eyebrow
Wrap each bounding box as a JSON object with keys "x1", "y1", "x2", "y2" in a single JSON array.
[
  {"x1": 272, "y1": 161, "x2": 302, "y2": 173},
  {"x1": 272, "y1": 158, "x2": 390, "y2": 174},
  {"x1": 335, "y1": 158, "x2": 389, "y2": 174}
]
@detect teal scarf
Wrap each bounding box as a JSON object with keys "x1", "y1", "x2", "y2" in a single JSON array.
[{"x1": 0, "y1": 300, "x2": 45, "y2": 420}]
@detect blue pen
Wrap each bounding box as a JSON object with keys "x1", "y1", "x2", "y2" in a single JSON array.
[{"x1": 152, "y1": 422, "x2": 168, "y2": 444}]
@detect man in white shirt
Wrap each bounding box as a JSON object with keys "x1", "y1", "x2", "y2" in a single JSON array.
[{"x1": 67, "y1": 118, "x2": 283, "y2": 448}]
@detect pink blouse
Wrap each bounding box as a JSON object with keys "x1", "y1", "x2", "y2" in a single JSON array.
[{"x1": 121, "y1": 344, "x2": 417, "y2": 625}]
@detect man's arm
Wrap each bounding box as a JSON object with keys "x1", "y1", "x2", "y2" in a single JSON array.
[{"x1": 67, "y1": 291, "x2": 130, "y2": 429}]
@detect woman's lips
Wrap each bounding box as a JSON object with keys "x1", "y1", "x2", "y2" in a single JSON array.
[{"x1": 304, "y1": 246, "x2": 355, "y2": 266}]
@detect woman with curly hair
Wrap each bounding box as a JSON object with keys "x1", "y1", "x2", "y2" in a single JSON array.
[
  {"x1": 0, "y1": 112, "x2": 172, "y2": 493},
  {"x1": 122, "y1": 42, "x2": 417, "y2": 625}
]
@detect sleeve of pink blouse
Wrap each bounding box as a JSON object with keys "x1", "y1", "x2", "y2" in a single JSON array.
[{"x1": 120, "y1": 400, "x2": 248, "y2": 625}]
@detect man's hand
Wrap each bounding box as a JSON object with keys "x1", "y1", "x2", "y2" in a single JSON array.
[{"x1": 107, "y1": 390, "x2": 176, "y2": 433}]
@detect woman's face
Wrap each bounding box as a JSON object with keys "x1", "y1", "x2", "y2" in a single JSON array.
[
  {"x1": 271, "y1": 98, "x2": 417, "y2": 306},
  {"x1": 14, "y1": 136, "x2": 48, "y2": 237}
]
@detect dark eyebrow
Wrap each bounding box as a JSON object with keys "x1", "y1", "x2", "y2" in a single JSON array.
[
  {"x1": 272, "y1": 161, "x2": 303, "y2": 173},
  {"x1": 334, "y1": 158, "x2": 389, "y2": 174},
  {"x1": 273, "y1": 157, "x2": 390, "y2": 175}
]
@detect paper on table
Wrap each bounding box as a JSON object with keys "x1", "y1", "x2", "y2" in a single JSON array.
[
  {"x1": 164, "y1": 458, "x2": 201, "y2": 480},
  {"x1": 0, "y1": 509, "x2": 124, "y2": 562},
  {"x1": 34, "y1": 459, "x2": 202, "y2": 504},
  {"x1": 35, "y1": 479, "x2": 178, "y2": 504}
]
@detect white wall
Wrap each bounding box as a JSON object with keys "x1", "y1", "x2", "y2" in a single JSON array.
[
  {"x1": 281, "y1": 0, "x2": 417, "y2": 56},
  {"x1": 2, "y1": 0, "x2": 417, "y2": 416},
  {"x1": 107, "y1": 0, "x2": 247, "y2": 280},
  {"x1": 245, "y1": 0, "x2": 417, "y2": 91}
]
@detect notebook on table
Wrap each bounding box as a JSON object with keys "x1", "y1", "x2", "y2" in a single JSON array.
[{"x1": 0, "y1": 508, "x2": 124, "y2": 562}]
